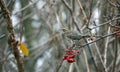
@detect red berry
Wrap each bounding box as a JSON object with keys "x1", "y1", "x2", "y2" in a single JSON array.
[
  {"x1": 68, "y1": 55, "x2": 75, "y2": 58},
  {"x1": 67, "y1": 59, "x2": 76, "y2": 63},
  {"x1": 76, "y1": 50, "x2": 80, "y2": 53},
  {"x1": 62, "y1": 55, "x2": 68, "y2": 60},
  {"x1": 62, "y1": 45, "x2": 80, "y2": 63},
  {"x1": 115, "y1": 33, "x2": 120, "y2": 36}
]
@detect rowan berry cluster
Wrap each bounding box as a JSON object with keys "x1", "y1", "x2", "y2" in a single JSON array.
[{"x1": 62, "y1": 44, "x2": 80, "y2": 63}]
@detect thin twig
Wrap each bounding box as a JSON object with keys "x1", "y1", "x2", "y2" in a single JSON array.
[
  {"x1": 83, "y1": 49, "x2": 90, "y2": 72},
  {"x1": 76, "y1": 0, "x2": 88, "y2": 22},
  {"x1": 61, "y1": 0, "x2": 81, "y2": 34},
  {"x1": 56, "y1": 61, "x2": 64, "y2": 72},
  {"x1": 107, "y1": 0, "x2": 116, "y2": 7},
  {"x1": 91, "y1": 16, "x2": 120, "y2": 29},
  {"x1": 112, "y1": 35, "x2": 118, "y2": 72},
  {"x1": 68, "y1": 63, "x2": 74, "y2": 72},
  {"x1": 74, "y1": 62, "x2": 80, "y2": 72},
  {"x1": 94, "y1": 41, "x2": 107, "y2": 72},
  {"x1": 12, "y1": 0, "x2": 40, "y2": 15},
  {"x1": 79, "y1": 31, "x2": 120, "y2": 48},
  {"x1": 14, "y1": 2, "x2": 45, "y2": 28},
  {"x1": 103, "y1": 27, "x2": 111, "y2": 69}
]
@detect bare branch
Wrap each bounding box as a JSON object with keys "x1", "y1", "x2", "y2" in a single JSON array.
[
  {"x1": 112, "y1": 34, "x2": 118, "y2": 72},
  {"x1": 103, "y1": 27, "x2": 111, "y2": 68},
  {"x1": 83, "y1": 49, "x2": 90, "y2": 72},
  {"x1": 79, "y1": 31, "x2": 120, "y2": 48},
  {"x1": 0, "y1": 0, "x2": 24, "y2": 72},
  {"x1": 76, "y1": 0, "x2": 88, "y2": 23}
]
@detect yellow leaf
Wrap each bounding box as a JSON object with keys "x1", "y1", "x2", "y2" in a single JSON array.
[{"x1": 20, "y1": 42, "x2": 29, "y2": 56}]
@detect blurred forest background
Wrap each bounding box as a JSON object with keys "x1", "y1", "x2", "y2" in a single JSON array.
[{"x1": 0, "y1": 0, "x2": 120, "y2": 72}]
